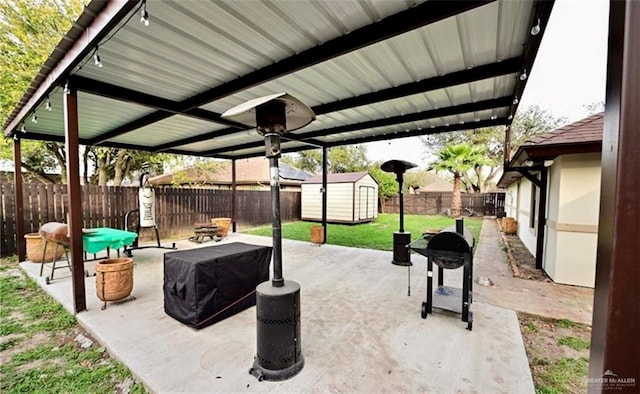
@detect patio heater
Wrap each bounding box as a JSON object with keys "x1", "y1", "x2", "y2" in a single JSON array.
[
  {"x1": 381, "y1": 160, "x2": 417, "y2": 266},
  {"x1": 222, "y1": 93, "x2": 314, "y2": 381}
]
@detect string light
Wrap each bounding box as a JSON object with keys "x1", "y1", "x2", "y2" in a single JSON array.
[
  {"x1": 530, "y1": 18, "x2": 541, "y2": 35},
  {"x1": 64, "y1": 81, "x2": 70, "y2": 94},
  {"x1": 513, "y1": 96, "x2": 519, "y2": 105},
  {"x1": 140, "y1": 0, "x2": 149, "y2": 26},
  {"x1": 508, "y1": 114, "x2": 513, "y2": 120},
  {"x1": 20, "y1": 124, "x2": 26, "y2": 133},
  {"x1": 490, "y1": 115, "x2": 497, "y2": 120},
  {"x1": 519, "y1": 69, "x2": 528, "y2": 81},
  {"x1": 94, "y1": 47, "x2": 103, "y2": 68},
  {"x1": 31, "y1": 113, "x2": 38, "y2": 124},
  {"x1": 45, "y1": 96, "x2": 52, "y2": 111}
]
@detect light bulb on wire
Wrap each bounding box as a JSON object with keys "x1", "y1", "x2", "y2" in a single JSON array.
[
  {"x1": 513, "y1": 96, "x2": 519, "y2": 105},
  {"x1": 520, "y1": 69, "x2": 528, "y2": 81},
  {"x1": 45, "y1": 97, "x2": 52, "y2": 111},
  {"x1": 20, "y1": 124, "x2": 26, "y2": 133},
  {"x1": 94, "y1": 47, "x2": 103, "y2": 68},
  {"x1": 530, "y1": 18, "x2": 541, "y2": 35},
  {"x1": 140, "y1": 0, "x2": 149, "y2": 26},
  {"x1": 31, "y1": 113, "x2": 38, "y2": 124}
]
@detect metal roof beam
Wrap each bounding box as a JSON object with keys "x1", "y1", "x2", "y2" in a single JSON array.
[
  {"x1": 88, "y1": 0, "x2": 492, "y2": 145},
  {"x1": 199, "y1": 96, "x2": 511, "y2": 156},
  {"x1": 325, "y1": 118, "x2": 507, "y2": 148},
  {"x1": 302, "y1": 96, "x2": 512, "y2": 139},
  {"x1": 4, "y1": 0, "x2": 137, "y2": 135},
  {"x1": 504, "y1": 0, "x2": 555, "y2": 125},
  {"x1": 70, "y1": 76, "x2": 246, "y2": 128},
  {"x1": 314, "y1": 57, "x2": 521, "y2": 115},
  {"x1": 151, "y1": 57, "x2": 518, "y2": 152}
]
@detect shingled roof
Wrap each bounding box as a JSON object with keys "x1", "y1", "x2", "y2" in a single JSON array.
[
  {"x1": 150, "y1": 157, "x2": 310, "y2": 186},
  {"x1": 523, "y1": 112, "x2": 603, "y2": 147},
  {"x1": 498, "y1": 112, "x2": 603, "y2": 187},
  {"x1": 303, "y1": 172, "x2": 373, "y2": 184}
]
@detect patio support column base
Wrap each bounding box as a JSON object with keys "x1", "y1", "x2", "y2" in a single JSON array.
[
  {"x1": 392, "y1": 231, "x2": 412, "y2": 266},
  {"x1": 250, "y1": 280, "x2": 304, "y2": 381}
]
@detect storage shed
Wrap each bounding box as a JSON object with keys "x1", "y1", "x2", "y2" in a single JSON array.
[{"x1": 301, "y1": 172, "x2": 378, "y2": 224}]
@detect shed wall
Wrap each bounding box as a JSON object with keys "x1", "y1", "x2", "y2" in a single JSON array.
[{"x1": 301, "y1": 174, "x2": 378, "y2": 223}]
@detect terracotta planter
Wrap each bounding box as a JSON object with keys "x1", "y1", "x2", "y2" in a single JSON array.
[
  {"x1": 210, "y1": 217, "x2": 232, "y2": 237},
  {"x1": 310, "y1": 225, "x2": 324, "y2": 244},
  {"x1": 96, "y1": 258, "x2": 134, "y2": 309},
  {"x1": 24, "y1": 233, "x2": 64, "y2": 263},
  {"x1": 502, "y1": 217, "x2": 517, "y2": 235}
]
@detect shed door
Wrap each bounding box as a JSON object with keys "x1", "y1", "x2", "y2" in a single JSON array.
[{"x1": 358, "y1": 186, "x2": 376, "y2": 220}]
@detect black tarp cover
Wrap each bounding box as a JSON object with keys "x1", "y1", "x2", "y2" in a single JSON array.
[{"x1": 163, "y1": 242, "x2": 272, "y2": 329}]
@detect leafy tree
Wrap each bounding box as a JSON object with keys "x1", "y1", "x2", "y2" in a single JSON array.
[
  {"x1": 429, "y1": 143, "x2": 492, "y2": 218},
  {"x1": 0, "y1": 0, "x2": 176, "y2": 185},
  {"x1": 0, "y1": 0, "x2": 84, "y2": 182},
  {"x1": 583, "y1": 101, "x2": 604, "y2": 116},
  {"x1": 282, "y1": 145, "x2": 370, "y2": 175},
  {"x1": 420, "y1": 105, "x2": 567, "y2": 192},
  {"x1": 368, "y1": 164, "x2": 398, "y2": 213},
  {"x1": 0, "y1": 0, "x2": 84, "y2": 127}
]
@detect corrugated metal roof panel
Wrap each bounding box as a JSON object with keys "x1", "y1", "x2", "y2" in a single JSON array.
[
  {"x1": 5, "y1": 0, "x2": 551, "y2": 160},
  {"x1": 109, "y1": 115, "x2": 228, "y2": 146}
]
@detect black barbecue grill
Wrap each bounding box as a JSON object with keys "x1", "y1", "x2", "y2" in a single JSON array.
[{"x1": 409, "y1": 219, "x2": 474, "y2": 330}]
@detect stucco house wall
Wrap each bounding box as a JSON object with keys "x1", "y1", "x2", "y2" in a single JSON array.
[
  {"x1": 506, "y1": 177, "x2": 538, "y2": 256},
  {"x1": 498, "y1": 113, "x2": 603, "y2": 288},
  {"x1": 544, "y1": 153, "x2": 600, "y2": 287}
]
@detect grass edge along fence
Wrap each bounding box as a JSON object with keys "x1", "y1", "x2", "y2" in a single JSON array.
[{"x1": 0, "y1": 182, "x2": 301, "y2": 256}]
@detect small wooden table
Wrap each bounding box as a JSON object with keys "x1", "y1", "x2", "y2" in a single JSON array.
[{"x1": 189, "y1": 222, "x2": 221, "y2": 243}]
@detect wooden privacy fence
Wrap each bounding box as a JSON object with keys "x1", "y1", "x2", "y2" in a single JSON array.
[
  {"x1": 383, "y1": 192, "x2": 505, "y2": 216},
  {"x1": 0, "y1": 182, "x2": 301, "y2": 256}
]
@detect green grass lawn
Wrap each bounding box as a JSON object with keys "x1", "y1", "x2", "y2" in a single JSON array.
[
  {"x1": 0, "y1": 257, "x2": 147, "y2": 393},
  {"x1": 242, "y1": 213, "x2": 483, "y2": 251}
]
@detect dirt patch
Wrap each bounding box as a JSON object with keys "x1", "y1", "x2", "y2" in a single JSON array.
[
  {"x1": 519, "y1": 312, "x2": 591, "y2": 393},
  {"x1": 499, "y1": 225, "x2": 551, "y2": 282}
]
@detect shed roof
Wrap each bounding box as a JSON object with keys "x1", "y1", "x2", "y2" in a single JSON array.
[
  {"x1": 4, "y1": 0, "x2": 553, "y2": 160},
  {"x1": 303, "y1": 172, "x2": 373, "y2": 184},
  {"x1": 498, "y1": 112, "x2": 603, "y2": 187}
]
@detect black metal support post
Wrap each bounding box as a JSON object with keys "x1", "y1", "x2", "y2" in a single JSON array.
[
  {"x1": 269, "y1": 154, "x2": 284, "y2": 287},
  {"x1": 398, "y1": 172, "x2": 405, "y2": 232}
]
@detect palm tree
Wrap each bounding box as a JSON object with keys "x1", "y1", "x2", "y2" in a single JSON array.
[{"x1": 430, "y1": 143, "x2": 491, "y2": 218}]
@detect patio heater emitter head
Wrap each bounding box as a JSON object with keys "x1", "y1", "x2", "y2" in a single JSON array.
[
  {"x1": 222, "y1": 93, "x2": 314, "y2": 381},
  {"x1": 381, "y1": 160, "x2": 417, "y2": 266}
]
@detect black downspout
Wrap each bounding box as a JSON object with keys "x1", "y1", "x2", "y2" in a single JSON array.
[
  {"x1": 322, "y1": 147, "x2": 328, "y2": 244},
  {"x1": 535, "y1": 168, "x2": 548, "y2": 270},
  {"x1": 231, "y1": 159, "x2": 237, "y2": 233}
]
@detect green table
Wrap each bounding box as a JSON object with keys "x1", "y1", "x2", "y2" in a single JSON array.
[{"x1": 83, "y1": 227, "x2": 137, "y2": 254}]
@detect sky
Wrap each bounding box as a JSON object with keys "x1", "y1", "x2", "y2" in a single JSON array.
[{"x1": 365, "y1": 0, "x2": 609, "y2": 167}]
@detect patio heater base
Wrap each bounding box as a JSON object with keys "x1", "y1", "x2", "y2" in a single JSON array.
[
  {"x1": 250, "y1": 280, "x2": 304, "y2": 381},
  {"x1": 392, "y1": 232, "x2": 412, "y2": 266}
]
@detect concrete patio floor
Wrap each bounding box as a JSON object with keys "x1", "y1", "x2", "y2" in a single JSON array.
[{"x1": 20, "y1": 228, "x2": 534, "y2": 393}]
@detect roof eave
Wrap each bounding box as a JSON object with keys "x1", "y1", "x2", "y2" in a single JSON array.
[
  {"x1": 499, "y1": 141, "x2": 602, "y2": 187},
  {"x1": 3, "y1": 0, "x2": 138, "y2": 136}
]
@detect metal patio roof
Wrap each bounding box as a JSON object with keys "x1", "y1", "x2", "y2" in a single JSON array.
[{"x1": 4, "y1": 0, "x2": 554, "y2": 160}]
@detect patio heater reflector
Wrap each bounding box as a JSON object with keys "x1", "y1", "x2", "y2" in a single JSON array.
[
  {"x1": 381, "y1": 160, "x2": 417, "y2": 266},
  {"x1": 222, "y1": 93, "x2": 314, "y2": 382}
]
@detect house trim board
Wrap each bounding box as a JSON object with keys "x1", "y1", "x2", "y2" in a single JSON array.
[{"x1": 547, "y1": 219, "x2": 598, "y2": 234}]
